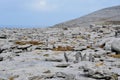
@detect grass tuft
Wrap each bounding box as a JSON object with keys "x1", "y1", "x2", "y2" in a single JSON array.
[
  {"x1": 108, "y1": 54, "x2": 120, "y2": 58},
  {"x1": 15, "y1": 41, "x2": 44, "y2": 45},
  {"x1": 53, "y1": 46, "x2": 73, "y2": 51}
]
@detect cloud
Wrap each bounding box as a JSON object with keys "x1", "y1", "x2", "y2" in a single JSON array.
[{"x1": 27, "y1": 0, "x2": 58, "y2": 12}]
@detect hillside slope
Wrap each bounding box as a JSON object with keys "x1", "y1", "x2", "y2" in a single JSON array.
[{"x1": 53, "y1": 5, "x2": 120, "y2": 28}]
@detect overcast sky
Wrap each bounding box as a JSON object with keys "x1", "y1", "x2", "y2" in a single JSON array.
[{"x1": 0, "y1": 0, "x2": 120, "y2": 27}]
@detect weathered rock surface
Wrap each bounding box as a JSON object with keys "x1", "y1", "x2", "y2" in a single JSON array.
[
  {"x1": 111, "y1": 38, "x2": 120, "y2": 54},
  {"x1": 0, "y1": 25, "x2": 120, "y2": 80}
]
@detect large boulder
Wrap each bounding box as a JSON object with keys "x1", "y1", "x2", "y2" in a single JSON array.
[{"x1": 111, "y1": 38, "x2": 120, "y2": 54}]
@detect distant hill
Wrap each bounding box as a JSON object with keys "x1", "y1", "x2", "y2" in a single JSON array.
[{"x1": 53, "y1": 5, "x2": 120, "y2": 28}]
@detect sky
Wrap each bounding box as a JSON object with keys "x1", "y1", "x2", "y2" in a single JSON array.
[{"x1": 0, "y1": 0, "x2": 120, "y2": 28}]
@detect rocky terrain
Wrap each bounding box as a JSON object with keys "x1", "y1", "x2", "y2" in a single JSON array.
[
  {"x1": 53, "y1": 5, "x2": 120, "y2": 28},
  {"x1": 0, "y1": 5, "x2": 120, "y2": 80},
  {"x1": 0, "y1": 24, "x2": 120, "y2": 80}
]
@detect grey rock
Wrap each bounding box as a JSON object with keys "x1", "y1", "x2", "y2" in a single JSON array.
[
  {"x1": 17, "y1": 45, "x2": 32, "y2": 51},
  {"x1": 55, "y1": 72, "x2": 67, "y2": 78},
  {"x1": 88, "y1": 53, "x2": 95, "y2": 62},
  {"x1": 82, "y1": 66, "x2": 119, "y2": 80},
  {"x1": 74, "y1": 46, "x2": 87, "y2": 51},
  {"x1": 0, "y1": 35, "x2": 7, "y2": 39},
  {"x1": 45, "y1": 58, "x2": 63, "y2": 62},
  {"x1": 43, "y1": 74, "x2": 54, "y2": 79},
  {"x1": 64, "y1": 52, "x2": 69, "y2": 62},
  {"x1": 115, "y1": 30, "x2": 120, "y2": 38},
  {"x1": 14, "y1": 50, "x2": 23, "y2": 53},
  {"x1": 55, "y1": 72, "x2": 75, "y2": 80},
  {"x1": 0, "y1": 57, "x2": 3, "y2": 61},
  {"x1": 55, "y1": 63, "x2": 70, "y2": 68},
  {"x1": 0, "y1": 49, "x2": 6, "y2": 54},
  {"x1": 74, "y1": 52, "x2": 87, "y2": 63},
  {"x1": 111, "y1": 39, "x2": 120, "y2": 54},
  {"x1": 28, "y1": 76, "x2": 44, "y2": 80}
]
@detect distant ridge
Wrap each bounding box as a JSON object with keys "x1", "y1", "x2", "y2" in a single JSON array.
[
  {"x1": 53, "y1": 5, "x2": 120, "y2": 28},
  {"x1": 0, "y1": 25, "x2": 48, "y2": 28}
]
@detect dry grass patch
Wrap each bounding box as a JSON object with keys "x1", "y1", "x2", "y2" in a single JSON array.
[
  {"x1": 87, "y1": 45, "x2": 92, "y2": 48},
  {"x1": 28, "y1": 41, "x2": 44, "y2": 45},
  {"x1": 95, "y1": 62, "x2": 104, "y2": 67},
  {"x1": 108, "y1": 54, "x2": 120, "y2": 58},
  {"x1": 9, "y1": 77, "x2": 14, "y2": 80},
  {"x1": 53, "y1": 46, "x2": 73, "y2": 51},
  {"x1": 15, "y1": 41, "x2": 44, "y2": 45},
  {"x1": 15, "y1": 41, "x2": 26, "y2": 45}
]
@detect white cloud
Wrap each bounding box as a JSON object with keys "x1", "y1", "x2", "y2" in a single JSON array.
[{"x1": 28, "y1": 0, "x2": 58, "y2": 11}]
